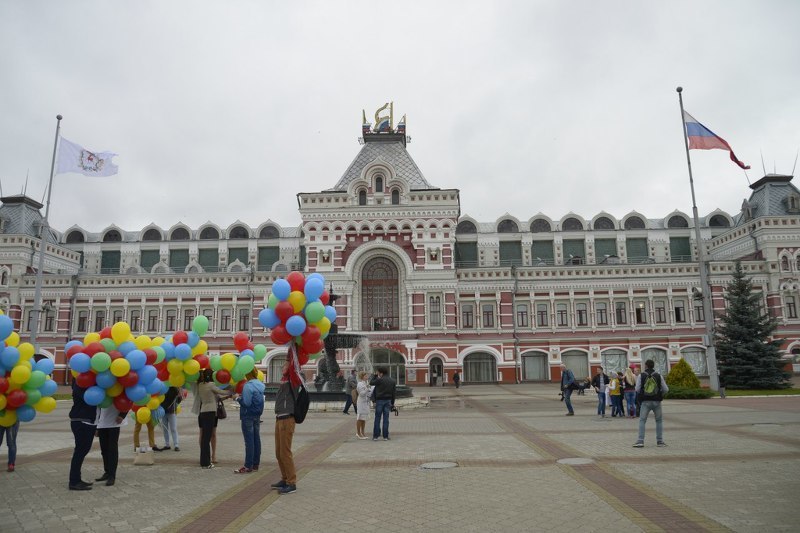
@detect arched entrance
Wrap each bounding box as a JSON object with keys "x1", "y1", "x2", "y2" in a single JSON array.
[
  {"x1": 522, "y1": 351, "x2": 547, "y2": 381},
  {"x1": 561, "y1": 350, "x2": 589, "y2": 380},
  {"x1": 361, "y1": 257, "x2": 400, "y2": 331},
  {"x1": 370, "y1": 348, "x2": 406, "y2": 385},
  {"x1": 463, "y1": 352, "x2": 497, "y2": 383},
  {"x1": 429, "y1": 356, "x2": 443, "y2": 386}
]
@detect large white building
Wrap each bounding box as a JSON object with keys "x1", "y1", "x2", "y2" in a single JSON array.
[{"x1": 2, "y1": 112, "x2": 799, "y2": 385}]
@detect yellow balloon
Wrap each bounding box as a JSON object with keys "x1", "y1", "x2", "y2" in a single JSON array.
[
  {"x1": 315, "y1": 317, "x2": 331, "y2": 336},
  {"x1": 7, "y1": 381, "x2": 20, "y2": 391},
  {"x1": 6, "y1": 331, "x2": 20, "y2": 347},
  {"x1": 147, "y1": 397, "x2": 160, "y2": 410},
  {"x1": 158, "y1": 394, "x2": 165, "y2": 403},
  {"x1": 183, "y1": 359, "x2": 200, "y2": 375},
  {"x1": 19, "y1": 360, "x2": 32, "y2": 370},
  {"x1": 176, "y1": 404, "x2": 182, "y2": 414},
  {"x1": 18, "y1": 343, "x2": 35, "y2": 361},
  {"x1": 288, "y1": 291, "x2": 306, "y2": 313},
  {"x1": 0, "y1": 309, "x2": 4, "y2": 315},
  {"x1": 110, "y1": 358, "x2": 131, "y2": 377},
  {"x1": 152, "y1": 336, "x2": 165, "y2": 346},
  {"x1": 83, "y1": 332, "x2": 100, "y2": 345},
  {"x1": 167, "y1": 359, "x2": 184, "y2": 375},
  {"x1": 70, "y1": 369, "x2": 79, "y2": 378},
  {"x1": 134, "y1": 335, "x2": 152, "y2": 350},
  {"x1": 168, "y1": 373, "x2": 186, "y2": 387},
  {"x1": 191, "y1": 340, "x2": 208, "y2": 356},
  {"x1": 10, "y1": 365, "x2": 31, "y2": 385},
  {"x1": 221, "y1": 353, "x2": 237, "y2": 371},
  {"x1": 111, "y1": 322, "x2": 131, "y2": 345},
  {"x1": 257, "y1": 370, "x2": 265, "y2": 382},
  {"x1": 136, "y1": 407, "x2": 151, "y2": 424},
  {"x1": 0, "y1": 395, "x2": 6, "y2": 410},
  {"x1": 0, "y1": 409, "x2": 18, "y2": 427},
  {"x1": 34, "y1": 396, "x2": 57, "y2": 413},
  {"x1": 107, "y1": 382, "x2": 124, "y2": 397}
]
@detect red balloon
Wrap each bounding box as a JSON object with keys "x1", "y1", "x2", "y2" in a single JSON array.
[
  {"x1": 216, "y1": 369, "x2": 231, "y2": 384},
  {"x1": 233, "y1": 332, "x2": 250, "y2": 352},
  {"x1": 117, "y1": 371, "x2": 139, "y2": 388},
  {"x1": 99, "y1": 326, "x2": 112, "y2": 339},
  {"x1": 270, "y1": 326, "x2": 293, "y2": 346},
  {"x1": 235, "y1": 380, "x2": 246, "y2": 394},
  {"x1": 172, "y1": 331, "x2": 188, "y2": 345},
  {"x1": 320, "y1": 291, "x2": 330, "y2": 305},
  {"x1": 157, "y1": 369, "x2": 169, "y2": 381},
  {"x1": 0, "y1": 377, "x2": 8, "y2": 395},
  {"x1": 85, "y1": 342, "x2": 105, "y2": 356},
  {"x1": 7, "y1": 389, "x2": 27, "y2": 408},
  {"x1": 195, "y1": 354, "x2": 209, "y2": 369},
  {"x1": 304, "y1": 339, "x2": 323, "y2": 355},
  {"x1": 287, "y1": 271, "x2": 306, "y2": 292},
  {"x1": 246, "y1": 342, "x2": 254, "y2": 351},
  {"x1": 297, "y1": 352, "x2": 309, "y2": 366},
  {"x1": 274, "y1": 301, "x2": 294, "y2": 323},
  {"x1": 66, "y1": 345, "x2": 84, "y2": 359},
  {"x1": 301, "y1": 325, "x2": 321, "y2": 344},
  {"x1": 144, "y1": 349, "x2": 157, "y2": 365},
  {"x1": 109, "y1": 350, "x2": 124, "y2": 361},
  {"x1": 113, "y1": 395, "x2": 133, "y2": 412},
  {"x1": 76, "y1": 371, "x2": 97, "y2": 388}
]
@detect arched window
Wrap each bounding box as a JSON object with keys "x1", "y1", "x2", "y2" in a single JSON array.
[
  {"x1": 358, "y1": 190, "x2": 367, "y2": 206},
  {"x1": 601, "y1": 349, "x2": 628, "y2": 374},
  {"x1": 641, "y1": 348, "x2": 669, "y2": 374},
  {"x1": 709, "y1": 215, "x2": 730, "y2": 227},
  {"x1": 562, "y1": 217, "x2": 583, "y2": 231},
  {"x1": 170, "y1": 228, "x2": 190, "y2": 241},
  {"x1": 796, "y1": 256, "x2": 800, "y2": 272},
  {"x1": 680, "y1": 347, "x2": 708, "y2": 376},
  {"x1": 593, "y1": 217, "x2": 615, "y2": 230},
  {"x1": 142, "y1": 229, "x2": 162, "y2": 241},
  {"x1": 391, "y1": 189, "x2": 400, "y2": 205},
  {"x1": 361, "y1": 257, "x2": 399, "y2": 331},
  {"x1": 229, "y1": 226, "x2": 249, "y2": 239},
  {"x1": 456, "y1": 221, "x2": 477, "y2": 234},
  {"x1": 668, "y1": 215, "x2": 689, "y2": 228},
  {"x1": 497, "y1": 220, "x2": 519, "y2": 233},
  {"x1": 369, "y1": 348, "x2": 406, "y2": 385},
  {"x1": 624, "y1": 216, "x2": 646, "y2": 230},
  {"x1": 199, "y1": 227, "x2": 219, "y2": 240},
  {"x1": 781, "y1": 256, "x2": 790, "y2": 271},
  {"x1": 530, "y1": 219, "x2": 552, "y2": 233},
  {"x1": 103, "y1": 230, "x2": 121, "y2": 242},
  {"x1": 259, "y1": 225, "x2": 280, "y2": 239},
  {"x1": 463, "y1": 353, "x2": 497, "y2": 383},
  {"x1": 66, "y1": 230, "x2": 85, "y2": 244},
  {"x1": 375, "y1": 175, "x2": 384, "y2": 192}
]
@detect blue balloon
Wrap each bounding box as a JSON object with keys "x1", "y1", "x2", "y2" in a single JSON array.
[
  {"x1": 304, "y1": 278, "x2": 324, "y2": 301},
  {"x1": 125, "y1": 384, "x2": 147, "y2": 402},
  {"x1": 174, "y1": 343, "x2": 192, "y2": 361},
  {"x1": 138, "y1": 365, "x2": 157, "y2": 386},
  {"x1": 96, "y1": 370, "x2": 116, "y2": 389},
  {"x1": 126, "y1": 349, "x2": 147, "y2": 371},
  {"x1": 152, "y1": 405, "x2": 165, "y2": 423},
  {"x1": 15, "y1": 404, "x2": 36, "y2": 423},
  {"x1": 324, "y1": 305, "x2": 337, "y2": 323},
  {"x1": 84, "y1": 386, "x2": 107, "y2": 406},
  {"x1": 187, "y1": 332, "x2": 200, "y2": 348},
  {"x1": 259, "y1": 308, "x2": 280, "y2": 329},
  {"x1": 34, "y1": 358, "x2": 55, "y2": 375},
  {"x1": 306, "y1": 272, "x2": 325, "y2": 284},
  {"x1": 272, "y1": 278, "x2": 291, "y2": 301},
  {"x1": 0, "y1": 315, "x2": 13, "y2": 341},
  {"x1": 0, "y1": 346, "x2": 20, "y2": 369},
  {"x1": 145, "y1": 377, "x2": 163, "y2": 395},
  {"x1": 64, "y1": 340, "x2": 83, "y2": 351},
  {"x1": 161, "y1": 342, "x2": 175, "y2": 360},
  {"x1": 285, "y1": 315, "x2": 307, "y2": 336},
  {"x1": 240, "y1": 349, "x2": 254, "y2": 357},
  {"x1": 40, "y1": 379, "x2": 58, "y2": 396},
  {"x1": 68, "y1": 352, "x2": 91, "y2": 373},
  {"x1": 118, "y1": 341, "x2": 136, "y2": 355}
]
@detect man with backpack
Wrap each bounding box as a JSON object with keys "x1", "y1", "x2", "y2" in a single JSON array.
[
  {"x1": 234, "y1": 369, "x2": 265, "y2": 474},
  {"x1": 272, "y1": 362, "x2": 305, "y2": 494},
  {"x1": 633, "y1": 359, "x2": 669, "y2": 448}
]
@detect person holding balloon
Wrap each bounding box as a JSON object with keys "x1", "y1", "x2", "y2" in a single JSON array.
[
  {"x1": 68, "y1": 380, "x2": 97, "y2": 490},
  {"x1": 95, "y1": 403, "x2": 128, "y2": 486},
  {"x1": 0, "y1": 419, "x2": 19, "y2": 472}
]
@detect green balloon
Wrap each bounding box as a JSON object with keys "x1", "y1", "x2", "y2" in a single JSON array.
[
  {"x1": 231, "y1": 368, "x2": 245, "y2": 383},
  {"x1": 99, "y1": 395, "x2": 113, "y2": 408},
  {"x1": 253, "y1": 344, "x2": 267, "y2": 362},
  {"x1": 153, "y1": 346, "x2": 166, "y2": 364},
  {"x1": 134, "y1": 396, "x2": 150, "y2": 406},
  {"x1": 192, "y1": 315, "x2": 209, "y2": 336},
  {"x1": 268, "y1": 293, "x2": 278, "y2": 310},
  {"x1": 236, "y1": 355, "x2": 255, "y2": 374},
  {"x1": 27, "y1": 370, "x2": 47, "y2": 389},
  {"x1": 100, "y1": 338, "x2": 117, "y2": 352},
  {"x1": 209, "y1": 355, "x2": 222, "y2": 371},
  {"x1": 308, "y1": 351, "x2": 321, "y2": 360},
  {"x1": 25, "y1": 389, "x2": 42, "y2": 406},
  {"x1": 185, "y1": 371, "x2": 200, "y2": 382},
  {"x1": 305, "y1": 301, "x2": 325, "y2": 323},
  {"x1": 90, "y1": 352, "x2": 112, "y2": 373}
]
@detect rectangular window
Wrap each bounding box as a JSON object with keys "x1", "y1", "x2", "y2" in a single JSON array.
[
  {"x1": 635, "y1": 302, "x2": 647, "y2": 324},
  {"x1": 669, "y1": 237, "x2": 692, "y2": 263},
  {"x1": 238, "y1": 308, "x2": 250, "y2": 331},
  {"x1": 429, "y1": 296, "x2": 442, "y2": 328},
  {"x1": 147, "y1": 310, "x2": 158, "y2": 331},
  {"x1": 787, "y1": 296, "x2": 798, "y2": 319},
  {"x1": 557, "y1": 303, "x2": 568, "y2": 327},
  {"x1": 112, "y1": 310, "x2": 123, "y2": 324},
  {"x1": 461, "y1": 304, "x2": 474, "y2": 328},
  {"x1": 140, "y1": 249, "x2": 160, "y2": 271},
  {"x1": 596, "y1": 302, "x2": 608, "y2": 325},
  {"x1": 202, "y1": 308, "x2": 214, "y2": 330},
  {"x1": 576, "y1": 303, "x2": 588, "y2": 326},
  {"x1": 594, "y1": 239, "x2": 617, "y2": 261},
  {"x1": 536, "y1": 303, "x2": 549, "y2": 327},
  {"x1": 44, "y1": 308, "x2": 55, "y2": 332},
  {"x1": 531, "y1": 240, "x2": 554, "y2": 265},
  {"x1": 165, "y1": 310, "x2": 176, "y2": 331},
  {"x1": 228, "y1": 247, "x2": 249, "y2": 266},
  {"x1": 455, "y1": 242, "x2": 478, "y2": 267},
  {"x1": 655, "y1": 301, "x2": 667, "y2": 323},
  {"x1": 26, "y1": 310, "x2": 34, "y2": 332},
  {"x1": 169, "y1": 249, "x2": 190, "y2": 272},
  {"x1": 130, "y1": 310, "x2": 140, "y2": 331},
  {"x1": 516, "y1": 304, "x2": 529, "y2": 327},
  {"x1": 257, "y1": 246, "x2": 280, "y2": 271},
  {"x1": 183, "y1": 309, "x2": 195, "y2": 331},
  {"x1": 694, "y1": 302, "x2": 704, "y2": 322},
  {"x1": 625, "y1": 238, "x2": 649, "y2": 263},
  {"x1": 615, "y1": 302, "x2": 627, "y2": 325},
  {"x1": 674, "y1": 301, "x2": 686, "y2": 323},
  {"x1": 198, "y1": 248, "x2": 219, "y2": 271},
  {"x1": 221, "y1": 309, "x2": 232, "y2": 331},
  {"x1": 77, "y1": 311, "x2": 88, "y2": 332},
  {"x1": 94, "y1": 310, "x2": 106, "y2": 331},
  {"x1": 499, "y1": 241, "x2": 523, "y2": 266},
  {"x1": 563, "y1": 239, "x2": 586, "y2": 264},
  {"x1": 100, "y1": 251, "x2": 121, "y2": 273},
  {"x1": 482, "y1": 304, "x2": 494, "y2": 328}
]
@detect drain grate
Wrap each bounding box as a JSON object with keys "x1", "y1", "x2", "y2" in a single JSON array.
[{"x1": 419, "y1": 462, "x2": 458, "y2": 470}]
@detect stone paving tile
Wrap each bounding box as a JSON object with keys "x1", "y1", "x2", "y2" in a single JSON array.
[{"x1": 736, "y1": 423, "x2": 800, "y2": 440}]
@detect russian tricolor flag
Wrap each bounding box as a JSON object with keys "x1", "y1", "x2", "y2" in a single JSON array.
[{"x1": 683, "y1": 111, "x2": 750, "y2": 169}]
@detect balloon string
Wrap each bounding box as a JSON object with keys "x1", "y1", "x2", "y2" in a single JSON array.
[{"x1": 288, "y1": 343, "x2": 305, "y2": 388}]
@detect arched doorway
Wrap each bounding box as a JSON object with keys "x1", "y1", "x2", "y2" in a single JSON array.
[
  {"x1": 361, "y1": 257, "x2": 400, "y2": 331},
  {"x1": 429, "y1": 356, "x2": 443, "y2": 386},
  {"x1": 561, "y1": 350, "x2": 589, "y2": 379},
  {"x1": 370, "y1": 348, "x2": 406, "y2": 385},
  {"x1": 463, "y1": 352, "x2": 497, "y2": 383},
  {"x1": 522, "y1": 351, "x2": 547, "y2": 381}
]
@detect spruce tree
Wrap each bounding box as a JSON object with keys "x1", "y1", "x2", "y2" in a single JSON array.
[{"x1": 715, "y1": 262, "x2": 791, "y2": 389}]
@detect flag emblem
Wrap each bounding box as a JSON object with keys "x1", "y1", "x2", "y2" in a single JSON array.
[{"x1": 56, "y1": 137, "x2": 119, "y2": 177}]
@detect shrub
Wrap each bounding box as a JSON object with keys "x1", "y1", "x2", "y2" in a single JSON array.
[
  {"x1": 664, "y1": 386, "x2": 715, "y2": 399},
  {"x1": 666, "y1": 358, "x2": 700, "y2": 389}
]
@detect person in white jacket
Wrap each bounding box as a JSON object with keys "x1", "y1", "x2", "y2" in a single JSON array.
[{"x1": 95, "y1": 404, "x2": 128, "y2": 486}]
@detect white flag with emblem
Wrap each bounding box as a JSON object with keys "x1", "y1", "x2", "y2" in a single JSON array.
[{"x1": 56, "y1": 136, "x2": 118, "y2": 177}]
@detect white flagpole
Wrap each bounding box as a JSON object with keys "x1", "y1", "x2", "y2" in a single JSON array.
[
  {"x1": 676, "y1": 88, "x2": 720, "y2": 391},
  {"x1": 29, "y1": 114, "x2": 62, "y2": 355}
]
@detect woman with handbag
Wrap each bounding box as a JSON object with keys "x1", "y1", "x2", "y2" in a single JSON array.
[
  {"x1": 193, "y1": 369, "x2": 231, "y2": 468},
  {"x1": 355, "y1": 371, "x2": 371, "y2": 439}
]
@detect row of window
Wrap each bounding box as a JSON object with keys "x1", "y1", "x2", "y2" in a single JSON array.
[
  {"x1": 456, "y1": 214, "x2": 730, "y2": 235},
  {"x1": 66, "y1": 225, "x2": 282, "y2": 244}
]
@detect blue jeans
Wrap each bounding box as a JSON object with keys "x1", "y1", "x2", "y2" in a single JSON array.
[
  {"x1": 563, "y1": 388, "x2": 574, "y2": 414},
  {"x1": 637, "y1": 401, "x2": 664, "y2": 443},
  {"x1": 373, "y1": 399, "x2": 391, "y2": 439},
  {"x1": 624, "y1": 391, "x2": 637, "y2": 417},
  {"x1": 596, "y1": 391, "x2": 606, "y2": 415},
  {"x1": 241, "y1": 417, "x2": 261, "y2": 469},
  {"x1": 610, "y1": 395, "x2": 623, "y2": 416},
  {"x1": 0, "y1": 421, "x2": 19, "y2": 465},
  {"x1": 162, "y1": 412, "x2": 179, "y2": 447}
]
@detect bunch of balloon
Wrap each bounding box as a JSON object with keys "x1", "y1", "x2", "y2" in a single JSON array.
[
  {"x1": 0, "y1": 314, "x2": 59, "y2": 427},
  {"x1": 206, "y1": 333, "x2": 268, "y2": 393},
  {"x1": 258, "y1": 272, "x2": 337, "y2": 386},
  {"x1": 159, "y1": 316, "x2": 213, "y2": 388},
  {"x1": 65, "y1": 321, "x2": 167, "y2": 424}
]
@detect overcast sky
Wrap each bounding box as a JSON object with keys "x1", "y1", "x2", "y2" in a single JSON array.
[{"x1": 1, "y1": 1, "x2": 798, "y2": 234}]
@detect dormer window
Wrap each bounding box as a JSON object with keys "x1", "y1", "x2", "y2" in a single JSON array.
[
  {"x1": 786, "y1": 193, "x2": 800, "y2": 214},
  {"x1": 391, "y1": 189, "x2": 400, "y2": 205},
  {"x1": 375, "y1": 175, "x2": 384, "y2": 193},
  {"x1": 358, "y1": 190, "x2": 367, "y2": 206}
]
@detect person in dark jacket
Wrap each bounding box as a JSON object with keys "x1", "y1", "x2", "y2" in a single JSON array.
[
  {"x1": 591, "y1": 367, "x2": 610, "y2": 418},
  {"x1": 559, "y1": 364, "x2": 576, "y2": 415},
  {"x1": 369, "y1": 366, "x2": 396, "y2": 440},
  {"x1": 342, "y1": 370, "x2": 358, "y2": 415},
  {"x1": 271, "y1": 362, "x2": 298, "y2": 494},
  {"x1": 68, "y1": 381, "x2": 97, "y2": 490}
]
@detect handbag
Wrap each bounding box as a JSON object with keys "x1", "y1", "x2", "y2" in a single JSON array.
[
  {"x1": 133, "y1": 449, "x2": 154, "y2": 466},
  {"x1": 216, "y1": 398, "x2": 227, "y2": 420},
  {"x1": 351, "y1": 388, "x2": 358, "y2": 404}
]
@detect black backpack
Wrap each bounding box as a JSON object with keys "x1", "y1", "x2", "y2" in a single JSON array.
[{"x1": 289, "y1": 384, "x2": 310, "y2": 424}]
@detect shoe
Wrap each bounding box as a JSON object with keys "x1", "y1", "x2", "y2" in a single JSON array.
[
  {"x1": 80, "y1": 480, "x2": 93, "y2": 486},
  {"x1": 106, "y1": 477, "x2": 115, "y2": 486},
  {"x1": 565, "y1": 413, "x2": 574, "y2": 416},
  {"x1": 203, "y1": 464, "x2": 215, "y2": 469},
  {"x1": 270, "y1": 480, "x2": 287, "y2": 489},
  {"x1": 632, "y1": 442, "x2": 644, "y2": 448},
  {"x1": 358, "y1": 435, "x2": 368, "y2": 440},
  {"x1": 657, "y1": 441, "x2": 667, "y2": 447},
  {"x1": 153, "y1": 446, "x2": 163, "y2": 452},
  {"x1": 233, "y1": 467, "x2": 252, "y2": 474},
  {"x1": 174, "y1": 447, "x2": 180, "y2": 452},
  {"x1": 69, "y1": 483, "x2": 92, "y2": 491},
  {"x1": 343, "y1": 411, "x2": 350, "y2": 415},
  {"x1": 7, "y1": 464, "x2": 14, "y2": 472},
  {"x1": 162, "y1": 445, "x2": 171, "y2": 451},
  {"x1": 252, "y1": 465, "x2": 259, "y2": 471},
  {"x1": 383, "y1": 437, "x2": 390, "y2": 441},
  {"x1": 372, "y1": 437, "x2": 379, "y2": 441},
  {"x1": 96, "y1": 473, "x2": 110, "y2": 482},
  {"x1": 278, "y1": 484, "x2": 297, "y2": 494}
]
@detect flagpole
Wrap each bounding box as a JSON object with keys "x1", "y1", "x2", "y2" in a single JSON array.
[
  {"x1": 29, "y1": 114, "x2": 62, "y2": 356},
  {"x1": 676, "y1": 88, "x2": 720, "y2": 391}
]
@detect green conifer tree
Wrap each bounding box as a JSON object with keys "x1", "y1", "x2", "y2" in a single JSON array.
[
  {"x1": 715, "y1": 262, "x2": 790, "y2": 389},
  {"x1": 666, "y1": 358, "x2": 700, "y2": 388}
]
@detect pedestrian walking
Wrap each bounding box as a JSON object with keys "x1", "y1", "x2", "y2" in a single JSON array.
[
  {"x1": 95, "y1": 403, "x2": 128, "y2": 486},
  {"x1": 633, "y1": 359, "x2": 669, "y2": 448},
  {"x1": 559, "y1": 363, "x2": 575, "y2": 416},
  {"x1": 0, "y1": 419, "x2": 19, "y2": 472},
  {"x1": 343, "y1": 369, "x2": 358, "y2": 415},
  {"x1": 453, "y1": 370, "x2": 461, "y2": 389}
]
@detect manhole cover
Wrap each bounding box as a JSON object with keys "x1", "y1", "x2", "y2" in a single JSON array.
[
  {"x1": 419, "y1": 462, "x2": 458, "y2": 470},
  {"x1": 557, "y1": 457, "x2": 595, "y2": 465}
]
